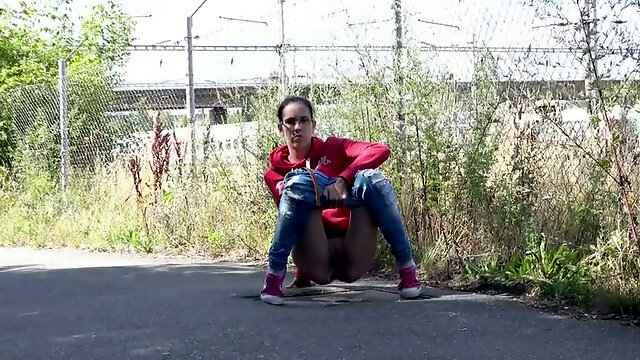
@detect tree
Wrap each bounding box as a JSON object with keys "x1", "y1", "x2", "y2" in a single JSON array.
[{"x1": 0, "y1": 0, "x2": 135, "y2": 170}]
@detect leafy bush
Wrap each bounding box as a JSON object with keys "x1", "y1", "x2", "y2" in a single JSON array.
[{"x1": 465, "y1": 234, "x2": 592, "y2": 303}]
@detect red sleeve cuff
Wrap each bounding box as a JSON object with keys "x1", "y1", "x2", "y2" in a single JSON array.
[{"x1": 338, "y1": 167, "x2": 358, "y2": 185}]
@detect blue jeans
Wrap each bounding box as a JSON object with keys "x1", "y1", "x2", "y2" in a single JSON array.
[{"x1": 268, "y1": 168, "x2": 414, "y2": 273}]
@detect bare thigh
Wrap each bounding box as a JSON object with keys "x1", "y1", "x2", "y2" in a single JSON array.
[
  {"x1": 292, "y1": 208, "x2": 378, "y2": 285},
  {"x1": 332, "y1": 208, "x2": 378, "y2": 283},
  {"x1": 291, "y1": 209, "x2": 332, "y2": 285}
]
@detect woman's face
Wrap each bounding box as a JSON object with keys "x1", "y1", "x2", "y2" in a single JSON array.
[{"x1": 279, "y1": 101, "x2": 316, "y2": 152}]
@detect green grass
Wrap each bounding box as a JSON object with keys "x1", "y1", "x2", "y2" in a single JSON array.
[{"x1": 0, "y1": 159, "x2": 275, "y2": 259}]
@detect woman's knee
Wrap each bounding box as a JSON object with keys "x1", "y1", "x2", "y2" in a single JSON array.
[
  {"x1": 280, "y1": 170, "x2": 318, "y2": 206},
  {"x1": 283, "y1": 169, "x2": 314, "y2": 193},
  {"x1": 352, "y1": 169, "x2": 397, "y2": 205}
]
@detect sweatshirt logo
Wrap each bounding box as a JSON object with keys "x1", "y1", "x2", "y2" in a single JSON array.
[
  {"x1": 276, "y1": 180, "x2": 285, "y2": 195},
  {"x1": 317, "y1": 156, "x2": 331, "y2": 168}
]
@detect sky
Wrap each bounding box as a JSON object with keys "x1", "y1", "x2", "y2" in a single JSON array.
[
  {"x1": 118, "y1": 0, "x2": 551, "y2": 85},
  {"x1": 2, "y1": 0, "x2": 639, "y2": 85}
]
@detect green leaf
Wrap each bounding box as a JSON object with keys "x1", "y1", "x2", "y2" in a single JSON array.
[
  {"x1": 611, "y1": 131, "x2": 622, "y2": 147},
  {"x1": 162, "y1": 189, "x2": 174, "y2": 203}
]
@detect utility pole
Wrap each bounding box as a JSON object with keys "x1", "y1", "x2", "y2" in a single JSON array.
[
  {"x1": 393, "y1": 0, "x2": 406, "y2": 159},
  {"x1": 278, "y1": 0, "x2": 288, "y2": 97},
  {"x1": 584, "y1": 0, "x2": 598, "y2": 113},
  {"x1": 186, "y1": 16, "x2": 196, "y2": 172},
  {"x1": 586, "y1": 0, "x2": 598, "y2": 72},
  {"x1": 472, "y1": 31, "x2": 478, "y2": 122},
  {"x1": 186, "y1": 0, "x2": 208, "y2": 176}
]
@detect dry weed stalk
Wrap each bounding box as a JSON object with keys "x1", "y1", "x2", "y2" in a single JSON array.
[
  {"x1": 128, "y1": 155, "x2": 142, "y2": 202},
  {"x1": 150, "y1": 112, "x2": 172, "y2": 199},
  {"x1": 172, "y1": 130, "x2": 185, "y2": 178}
]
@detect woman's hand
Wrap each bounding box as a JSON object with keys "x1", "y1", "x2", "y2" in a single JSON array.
[{"x1": 323, "y1": 177, "x2": 348, "y2": 208}]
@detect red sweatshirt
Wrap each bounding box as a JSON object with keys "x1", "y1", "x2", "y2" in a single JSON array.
[{"x1": 264, "y1": 136, "x2": 391, "y2": 231}]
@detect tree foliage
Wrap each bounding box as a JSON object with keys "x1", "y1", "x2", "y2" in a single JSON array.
[{"x1": 0, "y1": 0, "x2": 134, "y2": 169}]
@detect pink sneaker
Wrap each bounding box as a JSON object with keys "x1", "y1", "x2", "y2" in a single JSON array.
[
  {"x1": 398, "y1": 265, "x2": 422, "y2": 299},
  {"x1": 260, "y1": 271, "x2": 285, "y2": 305}
]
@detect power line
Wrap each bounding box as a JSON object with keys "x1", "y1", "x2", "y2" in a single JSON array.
[
  {"x1": 219, "y1": 16, "x2": 268, "y2": 26},
  {"x1": 127, "y1": 44, "x2": 640, "y2": 54},
  {"x1": 417, "y1": 19, "x2": 461, "y2": 30},
  {"x1": 347, "y1": 18, "x2": 393, "y2": 27},
  {"x1": 127, "y1": 45, "x2": 278, "y2": 52}
]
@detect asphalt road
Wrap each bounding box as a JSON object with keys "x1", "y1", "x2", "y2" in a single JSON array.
[{"x1": 1, "y1": 247, "x2": 639, "y2": 360}]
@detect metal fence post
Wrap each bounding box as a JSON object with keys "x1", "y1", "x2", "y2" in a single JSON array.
[
  {"x1": 186, "y1": 16, "x2": 197, "y2": 176},
  {"x1": 58, "y1": 59, "x2": 70, "y2": 190}
]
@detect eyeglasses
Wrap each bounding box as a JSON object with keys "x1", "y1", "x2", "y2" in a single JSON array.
[{"x1": 281, "y1": 117, "x2": 311, "y2": 129}]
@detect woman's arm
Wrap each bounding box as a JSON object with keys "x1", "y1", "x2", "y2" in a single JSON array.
[
  {"x1": 334, "y1": 137, "x2": 391, "y2": 185},
  {"x1": 264, "y1": 168, "x2": 285, "y2": 207}
]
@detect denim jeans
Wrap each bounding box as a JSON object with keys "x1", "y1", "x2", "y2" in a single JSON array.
[{"x1": 268, "y1": 168, "x2": 414, "y2": 273}]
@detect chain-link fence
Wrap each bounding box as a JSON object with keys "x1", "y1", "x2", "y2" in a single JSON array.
[{"x1": 4, "y1": 69, "x2": 268, "y2": 176}]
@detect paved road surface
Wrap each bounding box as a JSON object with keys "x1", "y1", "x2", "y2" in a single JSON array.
[{"x1": 1, "y1": 247, "x2": 639, "y2": 360}]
